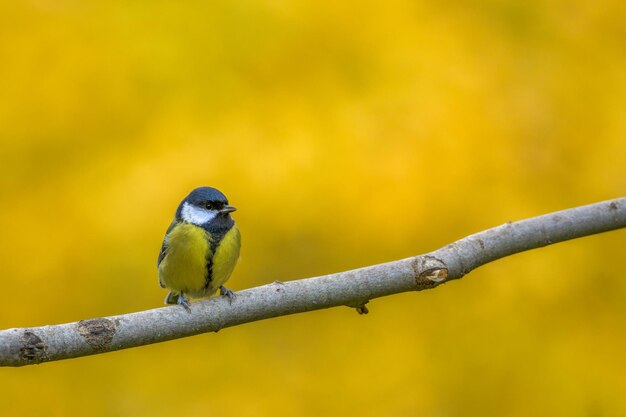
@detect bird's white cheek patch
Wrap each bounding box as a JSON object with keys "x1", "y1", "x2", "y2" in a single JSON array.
[{"x1": 181, "y1": 202, "x2": 217, "y2": 225}]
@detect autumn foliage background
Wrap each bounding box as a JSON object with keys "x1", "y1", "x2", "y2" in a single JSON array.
[{"x1": 1, "y1": 1, "x2": 625, "y2": 416}]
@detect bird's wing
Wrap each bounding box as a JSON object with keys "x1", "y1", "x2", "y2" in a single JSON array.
[{"x1": 157, "y1": 220, "x2": 177, "y2": 288}]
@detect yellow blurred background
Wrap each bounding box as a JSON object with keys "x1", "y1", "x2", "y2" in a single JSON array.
[{"x1": 1, "y1": 0, "x2": 625, "y2": 415}]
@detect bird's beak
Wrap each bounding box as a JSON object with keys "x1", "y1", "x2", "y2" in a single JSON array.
[{"x1": 220, "y1": 205, "x2": 237, "y2": 213}]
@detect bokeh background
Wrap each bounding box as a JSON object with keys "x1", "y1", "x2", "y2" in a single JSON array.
[{"x1": 1, "y1": 0, "x2": 625, "y2": 416}]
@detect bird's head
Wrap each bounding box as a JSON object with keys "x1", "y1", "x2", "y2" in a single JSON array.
[{"x1": 176, "y1": 187, "x2": 236, "y2": 226}]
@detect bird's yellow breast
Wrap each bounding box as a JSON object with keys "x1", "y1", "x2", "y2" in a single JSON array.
[
  {"x1": 158, "y1": 223, "x2": 210, "y2": 294},
  {"x1": 211, "y1": 225, "x2": 241, "y2": 290}
]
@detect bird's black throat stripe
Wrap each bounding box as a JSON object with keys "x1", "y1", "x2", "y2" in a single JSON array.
[{"x1": 202, "y1": 215, "x2": 235, "y2": 289}]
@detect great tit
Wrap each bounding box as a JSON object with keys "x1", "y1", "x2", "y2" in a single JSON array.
[{"x1": 157, "y1": 187, "x2": 241, "y2": 311}]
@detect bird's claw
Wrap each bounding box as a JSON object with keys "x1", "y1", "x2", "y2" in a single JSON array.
[
  {"x1": 220, "y1": 286, "x2": 236, "y2": 304},
  {"x1": 178, "y1": 294, "x2": 192, "y2": 313}
]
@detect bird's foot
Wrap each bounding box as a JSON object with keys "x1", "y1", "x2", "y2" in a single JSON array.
[
  {"x1": 164, "y1": 291, "x2": 178, "y2": 305},
  {"x1": 177, "y1": 293, "x2": 192, "y2": 313},
  {"x1": 220, "y1": 286, "x2": 236, "y2": 304}
]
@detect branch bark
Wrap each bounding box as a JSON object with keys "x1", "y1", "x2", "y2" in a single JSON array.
[{"x1": 1, "y1": 198, "x2": 625, "y2": 367}]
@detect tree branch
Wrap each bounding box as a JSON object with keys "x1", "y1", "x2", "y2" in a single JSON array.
[{"x1": 1, "y1": 198, "x2": 624, "y2": 367}]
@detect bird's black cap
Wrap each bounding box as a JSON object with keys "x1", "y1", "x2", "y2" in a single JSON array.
[{"x1": 184, "y1": 187, "x2": 229, "y2": 205}]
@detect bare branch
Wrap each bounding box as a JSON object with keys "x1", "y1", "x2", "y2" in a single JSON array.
[{"x1": 1, "y1": 198, "x2": 624, "y2": 367}]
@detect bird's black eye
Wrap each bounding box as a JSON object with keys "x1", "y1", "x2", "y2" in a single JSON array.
[{"x1": 204, "y1": 202, "x2": 214, "y2": 210}]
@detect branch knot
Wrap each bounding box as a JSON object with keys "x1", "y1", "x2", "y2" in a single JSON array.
[{"x1": 412, "y1": 256, "x2": 448, "y2": 289}]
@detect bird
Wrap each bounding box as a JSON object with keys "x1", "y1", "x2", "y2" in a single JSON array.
[{"x1": 157, "y1": 187, "x2": 241, "y2": 312}]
